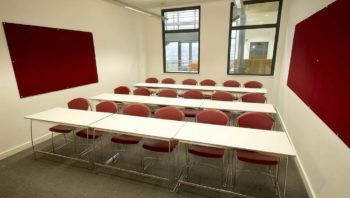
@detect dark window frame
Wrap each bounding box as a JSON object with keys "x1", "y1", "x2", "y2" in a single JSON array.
[
  {"x1": 227, "y1": 0, "x2": 283, "y2": 76},
  {"x1": 162, "y1": 6, "x2": 201, "y2": 74}
]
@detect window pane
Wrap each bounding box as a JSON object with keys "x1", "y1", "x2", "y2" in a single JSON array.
[
  {"x1": 165, "y1": 42, "x2": 179, "y2": 72},
  {"x1": 232, "y1": 1, "x2": 279, "y2": 26},
  {"x1": 164, "y1": 9, "x2": 199, "y2": 30},
  {"x1": 228, "y1": 28, "x2": 276, "y2": 75},
  {"x1": 165, "y1": 32, "x2": 199, "y2": 73}
]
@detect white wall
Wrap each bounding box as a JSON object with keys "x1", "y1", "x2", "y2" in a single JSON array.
[
  {"x1": 0, "y1": 0, "x2": 145, "y2": 159},
  {"x1": 276, "y1": 0, "x2": 350, "y2": 197},
  {"x1": 143, "y1": 1, "x2": 278, "y2": 103}
]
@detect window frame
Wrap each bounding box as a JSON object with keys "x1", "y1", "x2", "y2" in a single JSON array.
[
  {"x1": 226, "y1": 0, "x2": 283, "y2": 76},
  {"x1": 162, "y1": 6, "x2": 201, "y2": 74}
]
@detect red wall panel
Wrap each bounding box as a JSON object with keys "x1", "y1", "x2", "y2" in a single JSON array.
[
  {"x1": 287, "y1": 0, "x2": 350, "y2": 148},
  {"x1": 3, "y1": 22, "x2": 98, "y2": 98}
]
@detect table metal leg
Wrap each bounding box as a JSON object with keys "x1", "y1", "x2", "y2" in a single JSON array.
[{"x1": 30, "y1": 120, "x2": 37, "y2": 159}]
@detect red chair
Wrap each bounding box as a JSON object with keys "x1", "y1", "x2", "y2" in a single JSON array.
[
  {"x1": 111, "y1": 103, "x2": 150, "y2": 145},
  {"x1": 141, "y1": 107, "x2": 184, "y2": 171},
  {"x1": 133, "y1": 87, "x2": 152, "y2": 96},
  {"x1": 49, "y1": 98, "x2": 90, "y2": 152},
  {"x1": 187, "y1": 109, "x2": 230, "y2": 186},
  {"x1": 223, "y1": 80, "x2": 240, "y2": 87},
  {"x1": 75, "y1": 101, "x2": 118, "y2": 156},
  {"x1": 241, "y1": 93, "x2": 266, "y2": 103},
  {"x1": 182, "y1": 78, "x2": 197, "y2": 85},
  {"x1": 182, "y1": 90, "x2": 204, "y2": 117},
  {"x1": 200, "y1": 79, "x2": 216, "y2": 86},
  {"x1": 211, "y1": 91, "x2": 237, "y2": 101},
  {"x1": 114, "y1": 86, "x2": 130, "y2": 94},
  {"x1": 76, "y1": 101, "x2": 118, "y2": 139},
  {"x1": 244, "y1": 81, "x2": 263, "y2": 88},
  {"x1": 211, "y1": 91, "x2": 237, "y2": 122},
  {"x1": 157, "y1": 89, "x2": 177, "y2": 98},
  {"x1": 234, "y1": 112, "x2": 278, "y2": 194},
  {"x1": 145, "y1": 77, "x2": 159, "y2": 83},
  {"x1": 161, "y1": 78, "x2": 176, "y2": 84}
]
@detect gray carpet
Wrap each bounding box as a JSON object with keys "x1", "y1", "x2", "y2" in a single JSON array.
[{"x1": 0, "y1": 136, "x2": 309, "y2": 198}]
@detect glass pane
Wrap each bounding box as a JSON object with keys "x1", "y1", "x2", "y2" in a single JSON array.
[
  {"x1": 228, "y1": 28, "x2": 276, "y2": 75},
  {"x1": 232, "y1": 1, "x2": 279, "y2": 26},
  {"x1": 165, "y1": 32, "x2": 199, "y2": 73},
  {"x1": 164, "y1": 9, "x2": 199, "y2": 30}
]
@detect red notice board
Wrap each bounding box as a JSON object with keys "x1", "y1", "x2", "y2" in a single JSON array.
[
  {"x1": 287, "y1": 0, "x2": 350, "y2": 148},
  {"x1": 3, "y1": 22, "x2": 98, "y2": 98}
]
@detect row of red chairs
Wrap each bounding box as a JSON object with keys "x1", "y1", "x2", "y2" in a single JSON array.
[
  {"x1": 145, "y1": 77, "x2": 263, "y2": 88},
  {"x1": 115, "y1": 86, "x2": 267, "y2": 104},
  {"x1": 51, "y1": 98, "x2": 279, "y2": 193}
]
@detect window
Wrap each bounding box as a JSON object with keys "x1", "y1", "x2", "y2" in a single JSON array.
[
  {"x1": 227, "y1": 0, "x2": 283, "y2": 75},
  {"x1": 162, "y1": 7, "x2": 200, "y2": 73}
]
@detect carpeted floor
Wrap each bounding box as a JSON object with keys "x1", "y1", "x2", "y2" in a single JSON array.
[{"x1": 0, "y1": 136, "x2": 309, "y2": 198}]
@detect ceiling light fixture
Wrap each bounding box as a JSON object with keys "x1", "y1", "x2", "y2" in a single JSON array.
[{"x1": 107, "y1": 0, "x2": 166, "y2": 20}]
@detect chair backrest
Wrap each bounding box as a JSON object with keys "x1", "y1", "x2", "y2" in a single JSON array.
[
  {"x1": 183, "y1": 90, "x2": 204, "y2": 99},
  {"x1": 133, "y1": 87, "x2": 152, "y2": 96},
  {"x1": 244, "y1": 81, "x2": 263, "y2": 88},
  {"x1": 196, "y1": 109, "x2": 229, "y2": 125},
  {"x1": 123, "y1": 103, "x2": 150, "y2": 117},
  {"x1": 182, "y1": 78, "x2": 197, "y2": 85},
  {"x1": 96, "y1": 101, "x2": 118, "y2": 113},
  {"x1": 161, "y1": 78, "x2": 176, "y2": 84},
  {"x1": 114, "y1": 86, "x2": 130, "y2": 94},
  {"x1": 145, "y1": 77, "x2": 159, "y2": 83},
  {"x1": 223, "y1": 80, "x2": 240, "y2": 87},
  {"x1": 68, "y1": 98, "x2": 90, "y2": 110},
  {"x1": 200, "y1": 79, "x2": 216, "y2": 86},
  {"x1": 155, "y1": 106, "x2": 184, "y2": 121},
  {"x1": 241, "y1": 93, "x2": 266, "y2": 103},
  {"x1": 211, "y1": 91, "x2": 236, "y2": 101},
  {"x1": 158, "y1": 89, "x2": 177, "y2": 98},
  {"x1": 237, "y1": 112, "x2": 274, "y2": 130}
]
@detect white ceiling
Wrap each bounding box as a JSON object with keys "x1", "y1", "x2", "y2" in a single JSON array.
[{"x1": 121, "y1": 0, "x2": 229, "y2": 9}]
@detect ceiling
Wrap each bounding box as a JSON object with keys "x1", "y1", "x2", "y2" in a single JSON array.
[{"x1": 121, "y1": 0, "x2": 229, "y2": 9}]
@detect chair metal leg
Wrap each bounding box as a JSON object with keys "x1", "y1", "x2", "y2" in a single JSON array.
[{"x1": 51, "y1": 132, "x2": 55, "y2": 153}]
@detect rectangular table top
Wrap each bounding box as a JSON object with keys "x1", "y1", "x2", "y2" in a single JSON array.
[
  {"x1": 25, "y1": 108, "x2": 112, "y2": 127},
  {"x1": 200, "y1": 100, "x2": 276, "y2": 114},
  {"x1": 175, "y1": 122, "x2": 295, "y2": 156},
  {"x1": 90, "y1": 114, "x2": 186, "y2": 140}
]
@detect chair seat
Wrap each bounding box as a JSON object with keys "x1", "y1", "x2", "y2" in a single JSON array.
[
  {"x1": 237, "y1": 150, "x2": 278, "y2": 165},
  {"x1": 111, "y1": 134, "x2": 141, "y2": 144},
  {"x1": 182, "y1": 108, "x2": 201, "y2": 117},
  {"x1": 76, "y1": 129, "x2": 104, "y2": 139},
  {"x1": 49, "y1": 125, "x2": 75, "y2": 133},
  {"x1": 189, "y1": 145, "x2": 224, "y2": 158},
  {"x1": 143, "y1": 139, "x2": 178, "y2": 152}
]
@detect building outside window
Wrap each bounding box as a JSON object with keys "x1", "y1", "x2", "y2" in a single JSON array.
[
  {"x1": 162, "y1": 6, "x2": 200, "y2": 73},
  {"x1": 228, "y1": 0, "x2": 283, "y2": 75}
]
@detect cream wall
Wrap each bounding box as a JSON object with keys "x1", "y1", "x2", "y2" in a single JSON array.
[
  {"x1": 144, "y1": 1, "x2": 278, "y2": 103},
  {"x1": 276, "y1": 0, "x2": 350, "y2": 197},
  {"x1": 0, "y1": 0, "x2": 145, "y2": 159}
]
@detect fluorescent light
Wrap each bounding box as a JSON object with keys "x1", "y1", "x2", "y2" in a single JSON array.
[{"x1": 124, "y1": 6, "x2": 152, "y2": 16}]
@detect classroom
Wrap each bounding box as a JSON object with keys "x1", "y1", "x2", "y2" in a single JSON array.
[{"x1": 0, "y1": 0, "x2": 349, "y2": 198}]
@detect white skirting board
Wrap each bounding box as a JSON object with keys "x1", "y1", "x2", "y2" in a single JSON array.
[
  {"x1": 276, "y1": 108, "x2": 316, "y2": 198},
  {"x1": 0, "y1": 132, "x2": 53, "y2": 160}
]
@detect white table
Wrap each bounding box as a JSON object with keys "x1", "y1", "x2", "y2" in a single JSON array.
[
  {"x1": 200, "y1": 100, "x2": 276, "y2": 114},
  {"x1": 134, "y1": 82, "x2": 175, "y2": 89},
  {"x1": 143, "y1": 96, "x2": 204, "y2": 108},
  {"x1": 91, "y1": 93, "x2": 148, "y2": 103},
  {"x1": 25, "y1": 108, "x2": 112, "y2": 161},
  {"x1": 90, "y1": 114, "x2": 187, "y2": 183},
  {"x1": 134, "y1": 83, "x2": 268, "y2": 94},
  {"x1": 174, "y1": 122, "x2": 295, "y2": 197},
  {"x1": 175, "y1": 122, "x2": 294, "y2": 156},
  {"x1": 215, "y1": 86, "x2": 267, "y2": 94},
  {"x1": 90, "y1": 114, "x2": 186, "y2": 141}
]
